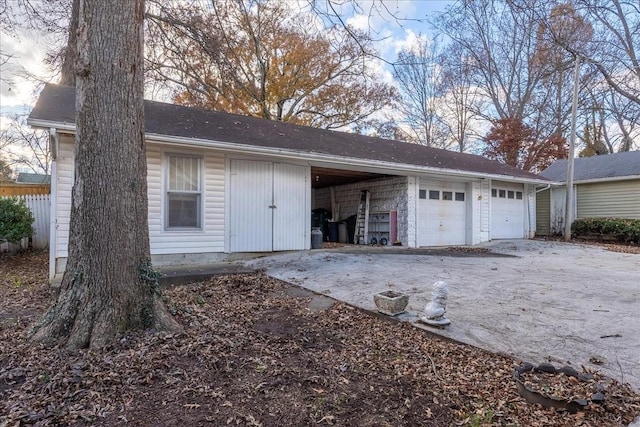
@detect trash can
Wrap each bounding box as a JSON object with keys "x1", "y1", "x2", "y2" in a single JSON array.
[
  {"x1": 311, "y1": 227, "x2": 323, "y2": 249},
  {"x1": 338, "y1": 222, "x2": 348, "y2": 243},
  {"x1": 311, "y1": 208, "x2": 332, "y2": 241},
  {"x1": 328, "y1": 221, "x2": 339, "y2": 242}
]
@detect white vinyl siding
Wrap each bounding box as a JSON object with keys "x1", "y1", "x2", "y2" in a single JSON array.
[
  {"x1": 577, "y1": 180, "x2": 640, "y2": 219},
  {"x1": 55, "y1": 135, "x2": 74, "y2": 260},
  {"x1": 147, "y1": 145, "x2": 225, "y2": 255},
  {"x1": 55, "y1": 143, "x2": 227, "y2": 266}
]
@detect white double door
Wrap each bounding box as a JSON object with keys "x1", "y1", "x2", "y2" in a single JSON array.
[{"x1": 229, "y1": 160, "x2": 308, "y2": 252}]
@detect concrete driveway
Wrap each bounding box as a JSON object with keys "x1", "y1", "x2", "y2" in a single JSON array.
[{"x1": 244, "y1": 240, "x2": 640, "y2": 391}]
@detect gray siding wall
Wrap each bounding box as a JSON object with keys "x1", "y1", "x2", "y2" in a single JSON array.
[
  {"x1": 536, "y1": 189, "x2": 551, "y2": 236},
  {"x1": 577, "y1": 180, "x2": 640, "y2": 219}
]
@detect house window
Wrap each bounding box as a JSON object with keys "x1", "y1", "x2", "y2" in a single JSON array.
[
  {"x1": 455, "y1": 192, "x2": 465, "y2": 202},
  {"x1": 443, "y1": 191, "x2": 453, "y2": 201},
  {"x1": 499, "y1": 189, "x2": 506, "y2": 198},
  {"x1": 491, "y1": 188, "x2": 497, "y2": 197},
  {"x1": 508, "y1": 190, "x2": 515, "y2": 199},
  {"x1": 429, "y1": 190, "x2": 439, "y2": 200},
  {"x1": 419, "y1": 189, "x2": 427, "y2": 199},
  {"x1": 166, "y1": 154, "x2": 202, "y2": 229},
  {"x1": 516, "y1": 191, "x2": 523, "y2": 200}
]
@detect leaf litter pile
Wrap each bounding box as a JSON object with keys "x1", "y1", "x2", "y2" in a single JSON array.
[
  {"x1": 520, "y1": 370, "x2": 600, "y2": 402},
  {"x1": 2, "y1": 251, "x2": 640, "y2": 426}
]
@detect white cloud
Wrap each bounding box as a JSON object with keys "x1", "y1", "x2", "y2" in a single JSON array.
[
  {"x1": 1, "y1": 27, "x2": 55, "y2": 111},
  {"x1": 392, "y1": 29, "x2": 431, "y2": 55}
]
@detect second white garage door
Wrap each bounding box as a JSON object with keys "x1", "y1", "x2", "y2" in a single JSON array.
[
  {"x1": 418, "y1": 180, "x2": 467, "y2": 246},
  {"x1": 491, "y1": 182, "x2": 525, "y2": 239}
]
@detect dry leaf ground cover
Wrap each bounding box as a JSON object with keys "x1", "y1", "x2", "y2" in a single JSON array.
[{"x1": 1, "y1": 251, "x2": 639, "y2": 426}]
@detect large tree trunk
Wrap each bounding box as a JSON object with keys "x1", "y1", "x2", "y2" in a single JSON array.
[{"x1": 31, "y1": 0, "x2": 180, "y2": 349}]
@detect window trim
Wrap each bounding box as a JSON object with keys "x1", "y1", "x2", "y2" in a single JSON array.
[{"x1": 165, "y1": 153, "x2": 203, "y2": 230}]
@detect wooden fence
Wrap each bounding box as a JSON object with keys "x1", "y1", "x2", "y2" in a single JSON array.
[
  {"x1": 1, "y1": 194, "x2": 51, "y2": 252},
  {"x1": 0, "y1": 183, "x2": 50, "y2": 196}
]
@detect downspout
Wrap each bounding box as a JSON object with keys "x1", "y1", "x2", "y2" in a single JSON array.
[
  {"x1": 528, "y1": 185, "x2": 552, "y2": 239},
  {"x1": 535, "y1": 184, "x2": 551, "y2": 193}
]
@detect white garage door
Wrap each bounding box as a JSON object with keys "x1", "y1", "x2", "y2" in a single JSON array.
[
  {"x1": 229, "y1": 160, "x2": 308, "y2": 252},
  {"x1": 491, "y1": 183, "x2": 525, "y2": 239},
  {"x1": 418, "y1": 180, "x2": 467, "y2": 246}
]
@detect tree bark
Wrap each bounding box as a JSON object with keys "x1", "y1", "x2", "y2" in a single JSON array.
[
  {"x1": 31, "y1": 0, "x2": 180, "y2": 349},
  {"x1": 59, "y1": 0, "x2": 79, "y2": 86}
]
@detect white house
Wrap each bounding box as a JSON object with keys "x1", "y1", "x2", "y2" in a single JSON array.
[{"x1": 28, "y1": 84, "x2": 551, "y2": 281}]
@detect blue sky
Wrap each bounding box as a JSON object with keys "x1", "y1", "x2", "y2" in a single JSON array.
[{"x1": 0, "y1": 0, "x2": 453, "y2": 124}]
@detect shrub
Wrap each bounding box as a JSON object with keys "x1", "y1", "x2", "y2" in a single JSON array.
[
  {"x1": 571, "y1": 218, "x2": 640, "y2": 245},
  {"x1": 0, "y1": 197, "x2": 35, "y2": 244}
]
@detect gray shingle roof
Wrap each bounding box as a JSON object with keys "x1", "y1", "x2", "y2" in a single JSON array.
[
  {"x1": 540, "y1": 151, "x2": 640, "y2": 182},
  {"x1": 29, "y1": 83, "x2": 546, "y2": 181},
  {"x1": 16, "y1": 173, "x2": 51, "y2": 184}
]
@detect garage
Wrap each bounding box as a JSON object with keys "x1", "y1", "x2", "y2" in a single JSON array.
[
  {"x1": 417, "y1": 180, "x2": 467, "y2": 246},
  {"x1": 491, "y1": 181, "x2": 525, "y2": 239},
  {"x1": 229, "y1": 159, "x2": 309, "y2": 252}
]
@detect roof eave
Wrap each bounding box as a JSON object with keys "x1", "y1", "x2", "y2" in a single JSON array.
[
  {"x1": 28, "y1": 118, "x2": 75, "y2": 133},
  {"x1": 147, "y1": 133, "x2": 551, "y2": 184},
  {"x1": 30, "y1": 119, "x2": 549, "y2": 184},
  {"x1": 571, "y1": 175, "x2": 640, "y2": 185}
]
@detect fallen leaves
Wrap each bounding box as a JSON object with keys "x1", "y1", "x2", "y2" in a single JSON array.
[{"x1": 1, "y1": 251, "x2": 639, "y2": 426}]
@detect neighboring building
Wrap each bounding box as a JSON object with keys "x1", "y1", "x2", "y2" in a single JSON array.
[
  {"x1": 28, "y1": 84, "x2": 550, "y2": 281},
  {"x1": 16, "y1": 172, "x2": 51, "y2": 184},
  {"x1": 0, "y1": 173, "x2": 51, "y2": 196},
  {"x1": 537, "y1": 151, "x2": 640, "y2": 235}
]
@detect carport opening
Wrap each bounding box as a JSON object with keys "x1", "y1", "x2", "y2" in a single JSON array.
[
  {"x1": 310, "y1": 167, "x2": 386, "y2": 190},
  {"x1": 310, "y1": 167, "x2": 402, "y2": 246}
]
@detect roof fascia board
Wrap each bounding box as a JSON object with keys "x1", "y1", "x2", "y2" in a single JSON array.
[
  {"x1": 147, "y1": 133, "x2": 550, "y2": 184},
  {"x1": 572, "y1": 175, "x2": 640, "y2": 185},
  {"x1": 28, "y1": 118, "x2": 75, "y2": 132},
  {"x1": 28, "y1": 119, "x2": 549, "y2": 184}
]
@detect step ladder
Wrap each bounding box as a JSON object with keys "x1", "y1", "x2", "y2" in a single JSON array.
[{"x1": 354, "y1": 190, "x2": 370, "y2": 245}]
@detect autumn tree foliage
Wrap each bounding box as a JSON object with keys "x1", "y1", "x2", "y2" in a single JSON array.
[
  {"x1": 146, "y1": 0, "x2": 396, "y2": 130},
  {"x1": 483, "y1": 118, "x2": 567, "y2": 172}
]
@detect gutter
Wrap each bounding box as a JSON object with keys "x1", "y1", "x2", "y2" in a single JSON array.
[
  {"x1": 572, "y1": 175, "x2": 640, "y2": 185},
  {"x1": 148, "y1": 133, "x2": 553, "y2": 184},
  {"x1": 535, "y1": 184, "x2": 552, "y2": 193},
  {"x1": 27, "y1": 118, "x2": 552, "y2": 185},
  {"x1": 538, "y1": 175, "x2": 640, "y2": 185}
]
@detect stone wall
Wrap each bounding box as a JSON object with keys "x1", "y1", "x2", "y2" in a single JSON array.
[{"x1": 314, "y1": 176, "x2": 409, "y2": 245}]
